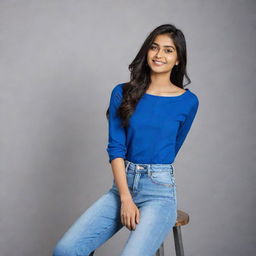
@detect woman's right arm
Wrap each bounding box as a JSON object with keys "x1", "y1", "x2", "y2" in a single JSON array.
[
  {"x1": 110, "y1": 157, "x2": 132, "y2": 202},
  {"x1": 110, "y1": 157, "x2": 140, "y2": 231},
  {"x1": 106, "y1": 84, "x2": 140, "y2": 230},
  {"x1": 106, "y1": 84, "x2": 132, "y2": 201}
]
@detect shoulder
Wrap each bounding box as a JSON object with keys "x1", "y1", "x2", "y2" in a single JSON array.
[
  {"x1": 110, "y1": 82, "x2": 126, "y2": 102},
  {"x1": 186, "y1": 88, "x2": 199, "y2": 110},
  {"x1": 187, "y1": 88, "x2": 199, "y2": 103},
  {"x1": 112, "y1": 82, "x2": 126, "y2": 93}
]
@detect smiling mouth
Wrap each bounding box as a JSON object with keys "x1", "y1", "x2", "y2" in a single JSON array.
[{"x1": 152, "y1": 60, "x2": 166, "y2": 65}]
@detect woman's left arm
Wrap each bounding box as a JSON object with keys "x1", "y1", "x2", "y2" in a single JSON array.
[{"x1": 175, "y1": 96, "x2": 199, "y2": 157}]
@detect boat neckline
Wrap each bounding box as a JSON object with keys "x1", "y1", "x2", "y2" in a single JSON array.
[{"x1": 144, "y1": 88, "x2": 190, "y2": 99}]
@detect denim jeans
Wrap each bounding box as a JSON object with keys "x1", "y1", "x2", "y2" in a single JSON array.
[{"x1": 52, "y1": 159, "x2": 177, "y2": 256}]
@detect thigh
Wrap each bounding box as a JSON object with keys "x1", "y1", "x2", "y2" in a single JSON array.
[
  {"x1": 53, "y1": 190, "x2": 124, "y2": 256},
  {"x1": 120, "y1": 200, "x2": 177, "y2": 256}
]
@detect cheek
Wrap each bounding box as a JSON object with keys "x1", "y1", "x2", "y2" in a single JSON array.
[
  {"x1": 147, "y1": 51, "x2": 154, "y2": 60},
  {"x1": 166, "y1": 56, "x2": 176, "y2": 65},
  {"x1": 169, "y1": 52, "x2": 178, "y2": 61},
  {"x1": 147, "y1": 52, "x2": 152, "y2": 61}
]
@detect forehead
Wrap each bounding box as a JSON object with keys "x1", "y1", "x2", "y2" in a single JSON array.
[{"x1": 152, "y1": 34, "x2": 175, "y2": 48}]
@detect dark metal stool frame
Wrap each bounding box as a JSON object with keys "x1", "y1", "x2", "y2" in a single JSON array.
[{"x1": 89, "y1": 209, "x2": 189, "y2": 256}]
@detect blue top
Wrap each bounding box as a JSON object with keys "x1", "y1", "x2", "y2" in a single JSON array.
[{"x1": 106, "y1": 83, "x2": 199, "y2": 164}]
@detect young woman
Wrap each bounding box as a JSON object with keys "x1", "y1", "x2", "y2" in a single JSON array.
[{"x1": 53, "y1": 23, "x2": 199, "y2": 256}]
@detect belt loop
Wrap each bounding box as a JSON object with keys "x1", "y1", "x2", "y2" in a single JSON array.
[
  {"x1": 148, "y1": 164, "x2": 151, "y2": 176},
  {"x1": 171, "y1": 163, "x2": 175, "y2": 174},
  {"x1": 125, "y1": 160, "x2": 130, "y2": 173}
]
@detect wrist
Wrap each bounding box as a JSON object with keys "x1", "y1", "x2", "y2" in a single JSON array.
[{"x1": 120, "y1": 195, "x2": 132, "y2": 203}]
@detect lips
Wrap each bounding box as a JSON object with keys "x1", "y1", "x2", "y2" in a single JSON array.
[{"x1": 152, "y1": 60, "x2": 166, "y2": 65}]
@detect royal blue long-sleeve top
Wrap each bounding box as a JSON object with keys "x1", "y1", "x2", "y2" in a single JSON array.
[{"x1": 106, "y1": 83, "x2": 199, "y2": 164}]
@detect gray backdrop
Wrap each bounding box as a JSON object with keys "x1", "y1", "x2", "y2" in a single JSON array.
[{"x1": 1, "y1": 1, "x2": 255, "y2": 255}]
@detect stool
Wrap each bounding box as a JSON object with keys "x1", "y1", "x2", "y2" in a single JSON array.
[{"x1": 89, "y1": 209, "x2": 189, "y2": 256}]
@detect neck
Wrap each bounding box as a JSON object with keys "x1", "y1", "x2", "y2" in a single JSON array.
[{"x1": 149, "y1": 71, "x2": 174, "y2": 91}]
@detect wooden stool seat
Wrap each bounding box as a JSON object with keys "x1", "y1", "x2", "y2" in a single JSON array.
[
  {"x1": 90, "y1": 209, "x2": 190, "y2": 256},
  {"x1": 175, "y1": 209, "x2": 190, "y2": 226}
]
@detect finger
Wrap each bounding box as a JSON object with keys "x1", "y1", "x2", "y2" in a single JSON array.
[
  {"x1": 121, "y1": 213, "x2": 125, "y2": 226},
  {"x1": 131, "y1": 216, "x2": 136, "y2": 230},
  {"x1": 130, "y1": 212, "x2": 136, "y2": 230},
  {"x1": 124, "y1": 215, "x2": 127, "y2": 228},
  {"x1": 120, "y1": 213, "x2": 123, "y2": 224},
  {"x1": 136, "y1": 209, "x2": 140, "y2": 224},
  {"x1": 123, "y1": 215, "x2": 128, "y2": 229},
  {"x1": 126, "y1": 216, "x2": 132, "y2": 230}
]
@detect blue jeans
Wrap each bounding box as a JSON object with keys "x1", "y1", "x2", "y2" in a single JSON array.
[{"x1": 52, "y1": 160, "x2": 177, "y2": 256}]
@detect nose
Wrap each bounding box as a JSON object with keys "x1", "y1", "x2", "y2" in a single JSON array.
[
  {"x1": 155, "y1": 49, "x2": 164, "y2": 58},
  {"x1": 155, "y1": 52, "x2": 162, "y2": 58}
]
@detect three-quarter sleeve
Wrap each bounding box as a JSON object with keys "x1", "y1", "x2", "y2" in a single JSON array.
[
  {"x1": 175, "y1": 96, "x2": 199, "y2": 157},
  {"x1": 106, "y1": 85, "x2": 127, "y2": 163}
]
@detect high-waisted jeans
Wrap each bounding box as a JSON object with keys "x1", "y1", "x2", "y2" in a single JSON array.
[{"x1": 52, "y1": 159, "x2": 178, "y2": 256}]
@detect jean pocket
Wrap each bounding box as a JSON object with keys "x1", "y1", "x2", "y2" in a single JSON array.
[{"x1": 149, "y1": 171, "x2": 175, "y2": 187}]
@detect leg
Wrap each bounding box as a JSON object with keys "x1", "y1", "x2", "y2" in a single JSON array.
[
  {"x1": 52, "y1": 189, "x2": 124, "y2": 256},
  {"x1": 120, "y1": 200, "x2": 177, "y2": 256}
]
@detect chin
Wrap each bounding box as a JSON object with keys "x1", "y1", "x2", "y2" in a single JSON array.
[{"x1": 150, "y1": 66, "x2": 169, "y2": 73}]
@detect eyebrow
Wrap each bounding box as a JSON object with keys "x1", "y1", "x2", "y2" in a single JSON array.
[{"x1": 152, "y1": 42, "x2": 175, "y2": 50}]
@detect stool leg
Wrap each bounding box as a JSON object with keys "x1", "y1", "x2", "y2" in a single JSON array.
[
  {"x1": 89, "y1": 251, "x2": 95, "y2": 256},
  {"x1": 155, "y1": 242, "x2": 164, "y2": 256},
  {"x1": 173, "y1": 226, "x2": 184, "y2": 256}
]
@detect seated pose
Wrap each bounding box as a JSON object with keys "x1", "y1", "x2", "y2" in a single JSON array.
[{"x1": 52, "y1": 23, "x2": 199, "y2": 256}]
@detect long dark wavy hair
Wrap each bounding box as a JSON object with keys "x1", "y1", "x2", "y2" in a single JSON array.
[{"x1": 106, "y1": 24, "x2": 191, "y2": 128}]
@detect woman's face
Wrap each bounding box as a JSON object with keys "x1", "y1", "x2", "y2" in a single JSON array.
[{"x1": 147, "y1": 34, "x2": 179, "y2": 74}]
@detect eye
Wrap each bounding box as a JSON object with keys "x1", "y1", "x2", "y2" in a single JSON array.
[
  {"x1": 150, "y1": 45, "x2": 157, "y2": 50},
  {"x1": 166, "y1": 49, "x2": 173, "y2": 53}
]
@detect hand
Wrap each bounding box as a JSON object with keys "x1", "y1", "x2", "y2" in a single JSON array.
[{"x1": 120, "y1": 198, "x2": 140, "y2": 231}]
